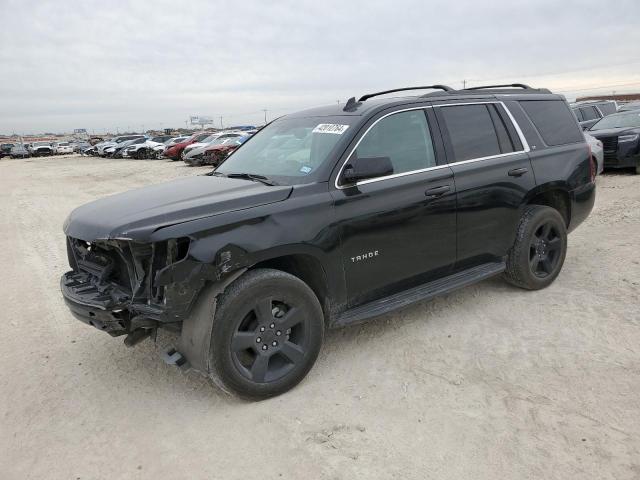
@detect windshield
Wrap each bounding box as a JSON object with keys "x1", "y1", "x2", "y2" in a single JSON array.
[
  {"x1": 210, "y1": 135, "x2": 240, "y2": 146},
  {"x1": 194, "y1": 133, "x2": 213, "y2": 142},
  {"x1": 216, "y1": 116, "x2": 355, "y2": 184},
  {"x1": 590, "y1": 112, "x2": 640, "y2": 130}
]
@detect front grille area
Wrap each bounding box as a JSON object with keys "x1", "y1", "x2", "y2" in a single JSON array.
[
  {"x1": 601, "y1": 136, "x2": 618, "y2": 152},
  {"x1": 600, "y1": 136, "x2": 619, "y2": 164}
]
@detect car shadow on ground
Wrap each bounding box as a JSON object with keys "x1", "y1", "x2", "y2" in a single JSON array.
[{"x1": 76, "y1": 275, "x2": 511, "y2": 403}]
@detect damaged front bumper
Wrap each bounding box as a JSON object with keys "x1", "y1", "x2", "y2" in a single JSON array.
[
  {"x1": 61, "y1": 271, "x2": 131, "y2": 335},
  {"x1": 60, "y1": 236, "x2": 209, "y2": 338}
]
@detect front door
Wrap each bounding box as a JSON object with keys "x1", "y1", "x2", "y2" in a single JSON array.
[{"x1": 330, "y1": 108, "x2": 457, "y2": 307}]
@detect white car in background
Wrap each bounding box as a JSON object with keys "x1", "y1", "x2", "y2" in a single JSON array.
[
  {"x1": 27, "y1": 141, "x2": 54, "y2": 156},
  {"x1": 53, "y1": 142, "x2": 74, "y2": 155},
  {"x1": 584, "y1": 132, "x2": 604, "y2": 175},
  {"x1": 123, "y1": 135, "x2": 174, "y2": 159}
]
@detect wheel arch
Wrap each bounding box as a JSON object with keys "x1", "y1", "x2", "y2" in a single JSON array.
[
  {"x1": 523, "y1": 184, "x2": 571, "y2": 227},
  {"x1": 249, "y1": 253, "x2": 331, "y2": 324}
]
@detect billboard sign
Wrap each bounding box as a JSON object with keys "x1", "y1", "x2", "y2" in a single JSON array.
[{"x1": 190, "y1": 116, "x2": 213, "y2": 126}]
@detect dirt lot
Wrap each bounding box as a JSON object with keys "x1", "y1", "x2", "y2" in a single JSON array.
[{"x1": 1, "y1": 155, "x2": 639, "y2": 479}]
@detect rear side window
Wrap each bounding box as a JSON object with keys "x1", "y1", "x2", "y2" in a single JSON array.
[
  {"x1": 439, "y1": 104, "x2": 514, "y2": 161},
  {"x1": 572, "y1": 108, "x2": 584, "y2": 122},
  {"x1": 520, "y1": 100, "x2": 584, "y2": 146},
  {"x1": 580, "y1": 106, "x2": 599, "y2": 121}
]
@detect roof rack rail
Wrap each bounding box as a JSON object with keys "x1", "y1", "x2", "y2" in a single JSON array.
[
  {"x1": 359, "y1": 85, "x2": 453, "y2": 102},
  {"x1": 463, "y1": 83, "x2": 532, "y2": 91}
]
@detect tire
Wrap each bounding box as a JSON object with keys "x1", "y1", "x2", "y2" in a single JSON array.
[
  {"x1": 635, "y1": 165, "x2": 640, "y2": 175},
  {"x1": 503, "y1": 205, "x2": 567, "y2": 290},
  {"x1": 209, "y1": 268, "x2": 324, "y2": 399}
]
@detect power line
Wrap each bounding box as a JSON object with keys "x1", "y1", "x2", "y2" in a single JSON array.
[
  {"x1": 556, "y1": 81, "x2": 640, "y2": 93},
  {"x1": 457, "y1": 59, "x2": 640, "y2": 86}
]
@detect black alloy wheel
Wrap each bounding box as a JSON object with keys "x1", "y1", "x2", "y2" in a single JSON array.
[
  {"x1": 230, "y1": 297, "x2": 310, "y2": 384},
  {"x1": 504, "y1": 205, "x2": 567, "y2": 290},
  {"x1": 209, "y1": 268, "x2": 324, "y2": 399},
  {"x1": 529, "y1": 221, "x2": 562, "y2": 278}
]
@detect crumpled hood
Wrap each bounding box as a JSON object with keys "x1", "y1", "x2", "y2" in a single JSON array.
[{"x1": 64, "y1": 175, "x2": 293, "y2": 241}]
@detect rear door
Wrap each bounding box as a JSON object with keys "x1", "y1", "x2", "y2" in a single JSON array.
[
  {"x1": 330, "y1": 107, "x2": 457, "y2": 307},
  {"x1": 434, "y1": 102, "x2": 535, "y2": 268}
]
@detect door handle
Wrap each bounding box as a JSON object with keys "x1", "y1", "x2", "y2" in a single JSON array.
[
  {"x1": 425, "y1": 185, "x2": 450, "y2": 198},
  {"x1": 508, "y1": 167, "x2": 528, "y2": 177}
]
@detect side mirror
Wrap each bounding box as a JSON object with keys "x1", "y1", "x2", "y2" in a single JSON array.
[{"x1": 342, "y1": 156, "x2": 393, "y2": 184}]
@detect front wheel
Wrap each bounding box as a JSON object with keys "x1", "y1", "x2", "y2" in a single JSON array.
[
  {"x1": 503, "y1": 205, "x2": 567, "y2": 290},
  {"x1": 209, "y1": 269, "x2": 324, "y2": 399}
]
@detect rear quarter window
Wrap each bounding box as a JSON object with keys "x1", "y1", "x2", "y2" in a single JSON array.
[
  {"x1": 598, "y1": 103, "x2": 617, "y2": 116},
  {"x1": 520, "y1": 100, "x2": 584, "y2": 146}
]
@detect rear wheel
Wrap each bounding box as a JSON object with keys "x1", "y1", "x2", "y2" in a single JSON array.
[
  {"x1": 504, "y1": 205, "x2": 567, "y2": 290},
  {"x1": 209, "y1": 269, "x2": 324, "y2": 399}
]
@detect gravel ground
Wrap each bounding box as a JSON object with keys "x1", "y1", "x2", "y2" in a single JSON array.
[{"x1": 1, "y1": 155, "x2": 639, "y2": 480}]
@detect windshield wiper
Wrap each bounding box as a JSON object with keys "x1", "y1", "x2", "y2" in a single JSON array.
[{"x1": 224, "y1": 173, "x2": 278, "y2": 186}]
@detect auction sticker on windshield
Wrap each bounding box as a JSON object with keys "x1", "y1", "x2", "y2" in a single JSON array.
[{"x1": 312, "y1": 124, "x2": 350, "y2": 134}]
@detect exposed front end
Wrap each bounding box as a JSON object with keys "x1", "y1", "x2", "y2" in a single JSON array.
[{"x1": 61, "y1": 236, "x2": 202, "y2": 341}]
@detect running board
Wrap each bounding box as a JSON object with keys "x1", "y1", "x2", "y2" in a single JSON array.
[{"x1": 333, "y1": 262, "x2": 506, "y2": 328}]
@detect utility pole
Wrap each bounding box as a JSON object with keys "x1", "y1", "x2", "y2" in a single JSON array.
[
  {"x1": 462, "y1": 79, "x2": 467, "y2": 89},
  {"x1": 220, "y1": 116, "x2": 224, "y2": 129},
  {"x1": 262, "y1": 109, "x2": 268, "y2": 124}
]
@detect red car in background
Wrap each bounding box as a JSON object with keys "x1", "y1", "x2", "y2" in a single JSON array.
[
  {"x1": 185, "y1": 137, "x2": 248, "y2": 167},
  {"x1": 164, "y1": 132, "x2": 214, "y2": 160}
]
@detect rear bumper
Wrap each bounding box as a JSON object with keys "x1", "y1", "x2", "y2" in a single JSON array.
[{"x1": 568, "y1": 181, "x2": 596, "y2": 233}]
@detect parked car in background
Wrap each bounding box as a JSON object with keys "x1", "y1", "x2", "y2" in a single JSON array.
[
  {"x1": 588, "y1": 111, "x2": 640, "y2": 173},
  {"x1": 73, "y1": 141, "x2": 91, "y2": 153},
  {"x1": 10, "y1": 144, "x2": 30, "y2": 158},
  {"x1": 53, "y1": 142, "x2": 74, "y2": 155},
  {"x1": 165, "y1": 136, "x2": 190, "y2": 146},
  {"x1": 28, "y1": 141, "x2": 54, "y2": 156},
  {"x1": 186, "y1": 136, "x2": 249, "y2": 167},
  {"x1": 111, "y1": 137, "x2": 148, "y2": 158},
  {"x1": 96, "y1": 135, "x2": 145, "y2": 156},
  {"x1": 180, "y1": 132, "x2": 235, "y2": 159},
  {"x1": 125, "y1": 135, "x2": 174, "y2": 159},
  {"x1": 1, "y1": 143, "x2": 14, "y2": 158},
  {"x1": 163, "y1": 132, "x2": 215, "y2": 160},
  {"x1": 81, "y1": 145, "x2": 96, "y2": 156},
  {"x1": 182, "y1": 133, "x2": 246, "y2": 162},
  {"x1": 60, "y1": 83, "x2": 595, "y2": 399},
  {"x1": 618, "y1": 101, "x2": 640, "y2": 112},
  {"x1": 584, "y1": 133, "x2": 603, "y2": 175},
  {"x1": 571, "y1": 100, "x2": 617, "y2": 130}
]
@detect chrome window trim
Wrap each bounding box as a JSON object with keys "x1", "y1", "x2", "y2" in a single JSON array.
[{"x1": 335, "y1": 101, "x2": 530, "y2": 190}]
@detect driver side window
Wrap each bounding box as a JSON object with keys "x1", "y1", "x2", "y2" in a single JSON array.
[{"x1": 352, "y1": 109, "x2": 436, "y2": 175}]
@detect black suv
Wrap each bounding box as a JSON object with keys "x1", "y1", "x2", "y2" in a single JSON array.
[
  {"x1": 587, "y1": 110, "x2": 640, "y2": 173},
  {"x1": 61, "y1": 83, "x2": 595, "y2": 399}
]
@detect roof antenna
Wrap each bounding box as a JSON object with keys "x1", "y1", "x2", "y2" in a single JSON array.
[{"x1": 343, "y1": 97, "x2": 361, "y2": 112}]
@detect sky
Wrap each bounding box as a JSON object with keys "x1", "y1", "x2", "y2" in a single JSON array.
[{"x1": 1, "y1": 0, "x2": 640, "y2": 135}]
